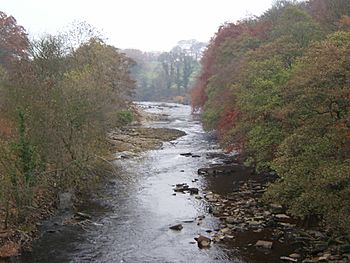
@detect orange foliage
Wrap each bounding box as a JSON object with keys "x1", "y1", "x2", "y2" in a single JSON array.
[{"x1": 0, "y1": 117, "x2": 14, "y2": 138}]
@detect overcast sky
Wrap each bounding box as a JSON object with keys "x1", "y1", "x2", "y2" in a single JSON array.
[{"x1": 1, "y1": 0, "x2": 276, "y2": 51}]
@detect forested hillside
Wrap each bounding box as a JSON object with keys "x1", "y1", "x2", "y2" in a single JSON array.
[
  {"x1": 191, "y1": 0, "x2": 350, "y2": 234},
  {"x1": 0, "y1": 13, "x2": 135, "y2": 231},
  {"x1": 124, "y1": 39, "x2": 206, "y2": 103}
]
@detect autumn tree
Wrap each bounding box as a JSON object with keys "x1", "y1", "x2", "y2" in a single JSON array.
[
  {"x1": 0, "y1": 23, "x2": 135, "y2": 226},
  {"x1": 0, "y1": 11, "x2": 28, "y2": 65}
]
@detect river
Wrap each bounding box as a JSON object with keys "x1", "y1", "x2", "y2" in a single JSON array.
[{"x1": 18, "y1": 102, "x2": 286, "y2": 263}]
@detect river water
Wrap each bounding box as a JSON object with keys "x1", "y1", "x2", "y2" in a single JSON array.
[{"x1": 18, "y1": 102, "x2": 283, "y2": 263}]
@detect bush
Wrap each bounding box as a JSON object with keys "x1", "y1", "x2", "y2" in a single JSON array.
[{"x1": 116, "y1": 110, "x2": 133, "y2": 126}]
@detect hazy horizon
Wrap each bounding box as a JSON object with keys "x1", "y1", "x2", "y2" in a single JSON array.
[{"x1": 2, "y1": 0, "x2": 278, "y2": 52}]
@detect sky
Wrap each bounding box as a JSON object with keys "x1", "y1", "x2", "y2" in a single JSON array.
[{"x1": 1, "y1": 0, "x2": 276, "y2": 52}]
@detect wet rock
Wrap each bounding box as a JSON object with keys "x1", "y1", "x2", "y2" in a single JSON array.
[
  {"x1": 74, "y1": 212, "x2": 92, "y2": 221},
  {"x1": 255, "y1": 240, "x2": 273, "y2": 249},
  {"x1": 225, "y1": 217, "x2": 237, "y2": 224},
  {"x1": 197, "y1": 165, "x2": 238, "y2": 176},
  {"x1": 46, "y1": 229, "x2": 58, "y2": 233},
  {"x1": 220, "y1": 227, "x2": 231, "y2": 234},
  {"x1": 270, "y1": 203, "x2": 284, "y2": 214},
  {"x1": 118, "y1": 151, "x2": 138, "y2": 159},
  {"x1": 317, "y1": 253, "x2": 331, "y2": 262},
  {"x1": 169, "y1": 224, "x2": 183, "y2": 231},
  {"x1": 187, "y1": 187, "x2": 199, "y2": 195},
  {"x1": 182, "y1": 219, "x2": 194, "y2": 223},
  {"x1": 174, "y1": 183, "x2": 189, "y2": 192},
  {"x1": 289, "y1": 253, "x2": 302, "y2": 259},
  {"x1": 248, "y1": 220, "x2": 263, "y2": 229},
  {"x1": 195, "y1": 235, "x2": 211, "y2": 248},
  {"x1": 280, "y1": 256, "x2": 298, "y2": 262}
]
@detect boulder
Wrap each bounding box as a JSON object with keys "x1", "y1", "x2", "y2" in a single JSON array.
[
  {"x1": 274, "y1": 214, "x2": 291, "y2": 221},
  {"x1": 255, "y1": 240, "x2": 273, "y2": 249},
  {"x1": 280, "y1": 256, "x2": 298, "y2": 262},
  {"x1": 225, "y1": 217, "x2": 237, "y2": 224},
  {"x1": 187, "y1": 188, "x2": 199, "y2": 195},
  {"x1": 74, "y1": 212, "x2": 92, "y2": 221},
  {"x1": 195, "y1": 235, "x2": 211, "y2": 248},
  {"x1": 169, "y1": 224, "x2": 183, "y2": 231},
  {"x1": 270, "y1": 203, "x2": 284, "y2": 214},
  {"x1": 174, "y1": 183, "x2": 189, "y2": 192}
]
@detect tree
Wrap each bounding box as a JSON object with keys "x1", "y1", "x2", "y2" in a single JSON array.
[{"x1": 0, "y1": 11, "x2": 29, "y2": 65}]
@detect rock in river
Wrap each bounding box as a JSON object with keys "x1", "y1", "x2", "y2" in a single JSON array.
[
  {"x1": 74, "y1": 212, "x2": 92, "y2": 221},
  {"x1": 169, "y1": 224, "x2": 183, "y2": 231},
  {"x1": 255, "y1": 240, "x2": 273, "y2": 249},
  {"x1": 195, "y1": 235, "x2": 211, "y2": 248}
]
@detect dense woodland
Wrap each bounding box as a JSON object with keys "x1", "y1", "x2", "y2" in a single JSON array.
[
  {"x1": 191, "y1": 0, "x2": 350, "y2": 234},
  {"x1": 124, "y1": 39, "x2": 206, "y2": 103},
  {"x1": 0, "y1": 14, "x2": 135, "y2": 228}
]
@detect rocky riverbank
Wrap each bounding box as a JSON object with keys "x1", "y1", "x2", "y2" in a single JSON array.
[{"x1": 171, "y1": 153, "x2": 350, "y2": 263}]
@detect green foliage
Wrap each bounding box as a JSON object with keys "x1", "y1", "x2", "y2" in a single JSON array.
[
  {"x1": 14, "y1": 111, "x2": 40, "y2": 184},
  {"x1": 191, "y1": 0, "x2": 350, "y2": 234},
  {"x1": 202, "y1": 107, "x2": 222, "y2": 131},
  {"x1": 245, "y1": 123, "x2": 285, "y2": 172},
  {"x1": 116, "y1": 110, "x2": 134, "y2": 126}
]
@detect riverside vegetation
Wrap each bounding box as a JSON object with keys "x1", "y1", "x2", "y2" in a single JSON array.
[
  {"x1": 0, "y1": 14, "x2": 136, "y2": 256},
  {"x1": 1, "y1": 0, "x2": 350, "y2": 261},
  {"x1": 191, "y1": 0, "x2": 350, "y2": 238}
]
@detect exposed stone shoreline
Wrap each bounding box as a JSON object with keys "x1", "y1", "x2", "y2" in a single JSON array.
[
  {"x1": 171, "y1": 156, "x2": 350, "y2": 263},
  {"x1": 109, "y1": 126, "x2": 186, "y2": 155}
]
